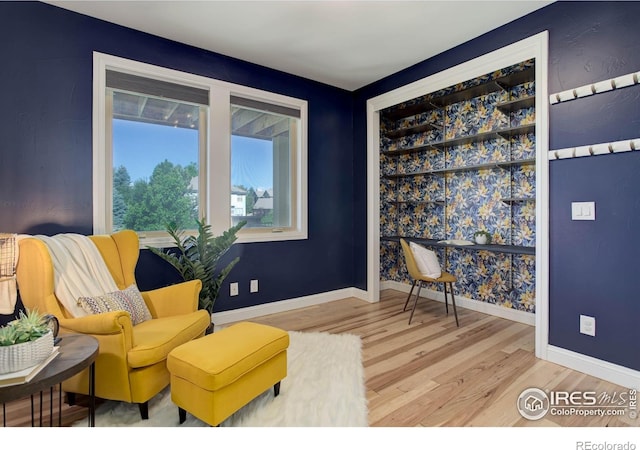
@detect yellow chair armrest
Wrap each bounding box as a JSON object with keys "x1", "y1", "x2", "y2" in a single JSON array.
[
  {"x1": 60, "y1": 310, "x2": 133, "y2": 335},
  {"x1": 142, "y1": 279, "x2": 202, "y2": 318}
]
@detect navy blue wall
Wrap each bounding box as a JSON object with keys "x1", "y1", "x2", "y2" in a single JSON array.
[
  {"x1": 354, "y1": 1, "x2": 640, "y2": 371},
  {"x1": 0, "y1": 1, "x2": 354, "y2": 320}
]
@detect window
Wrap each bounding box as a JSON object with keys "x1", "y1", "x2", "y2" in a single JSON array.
[
  {"x1": 93, "y1": 53, "x2": 307, "y2": 246},
  {"x1": 230, "y1": 97, "x2": 300, "y2": 231},
  {"x1": 107, "y1": 71, "x2": 208, "y2": 235}
]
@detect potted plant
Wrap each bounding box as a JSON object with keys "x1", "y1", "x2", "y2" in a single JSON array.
[
  {"x1": 473, "y1": 230, "x2": 492, "y2": 245},
  {"x1": 0, "y1": 309, "x2": 55, "y2": 374},
  {"x1": 148, "y1": 217, "x2": 246, "y2": 330}
]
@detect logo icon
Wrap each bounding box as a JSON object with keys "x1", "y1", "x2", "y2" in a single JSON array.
[{"x1": 517, "y1": 387, "x2": 550, "y2": 420}]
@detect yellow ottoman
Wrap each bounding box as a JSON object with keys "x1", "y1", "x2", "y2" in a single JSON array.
[{"x1": 167, "y1": 321, "x2": 289, "y2": 426}]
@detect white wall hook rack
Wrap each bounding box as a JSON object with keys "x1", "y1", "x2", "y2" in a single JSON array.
[
  {"x1": 549, "y1": 71, "x2": 640, "y2": 105},
  {"x1": 549, "y1": 138, "x2": 640, "y2": 160}
]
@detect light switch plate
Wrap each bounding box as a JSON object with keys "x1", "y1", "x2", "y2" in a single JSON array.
[{"x1": 572, "y1": 202, "x2": 595, "y2": 220}]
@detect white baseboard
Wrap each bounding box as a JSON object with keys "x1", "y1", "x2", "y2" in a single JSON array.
[
  {"x1": 211, "y1": 287, "x2": 369, "y2": 325},
  {"x1": 381, "y1": 280, "x2": 535, "y2": 326},
  {"x1": 350, "y1": 287, "x2": 369, "y2": 301},
  {"x1": 546, "y1": 345, "x2": 640, "y2": 390}
]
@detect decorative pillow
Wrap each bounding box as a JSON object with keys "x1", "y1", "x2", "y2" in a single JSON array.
[
  {"x1": 77, "y1": 284, "x2": 152, "y2": 325},
  {"x1": 410, "y1": 242, "x2": 442, "y2": 279}
]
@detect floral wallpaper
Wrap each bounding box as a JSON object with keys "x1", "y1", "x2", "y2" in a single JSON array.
[{"x1": 380, "y1": 59, "x2": 536, "y2": 313}]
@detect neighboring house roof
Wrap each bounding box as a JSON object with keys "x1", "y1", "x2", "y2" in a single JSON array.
[
  {"x1": 232, "y1": 185, "x2": 247, "y2": 195},
  {"x1": 255, "y1": 188, "x2": 273, "y2": 198},
  {"x1": 253, "y1": 197, "x2": 273, "y2": 210}
]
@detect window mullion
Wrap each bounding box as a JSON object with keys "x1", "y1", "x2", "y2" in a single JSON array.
[{"x1": 208, "y1": 87, "x2": 232, "y2": 235}]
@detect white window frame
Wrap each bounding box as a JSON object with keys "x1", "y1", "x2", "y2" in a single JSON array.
[{"x1": 93, "y1": 52, "x2": 308, "y2": 247}]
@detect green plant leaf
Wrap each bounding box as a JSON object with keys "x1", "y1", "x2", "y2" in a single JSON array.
[
  {"x1": 147, "y1": 217, "x2": 246, "y2": 314},
  {"x1": 0, "y1": 308, "x2": 49, "y2": 346}
]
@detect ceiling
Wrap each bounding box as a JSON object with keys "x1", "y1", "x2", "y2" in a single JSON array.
[{"x1": 46, "y1": 0, "x2": 554, "y2": 91}]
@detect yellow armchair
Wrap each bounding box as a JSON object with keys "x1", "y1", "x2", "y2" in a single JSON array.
[{"x1": 15, "y1": 230, "x2": 211, "y2": 419}]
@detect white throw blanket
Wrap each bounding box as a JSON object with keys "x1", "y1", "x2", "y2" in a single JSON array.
[{"x1": 35, "y1": 234, "x2": 119, "y2": 318}]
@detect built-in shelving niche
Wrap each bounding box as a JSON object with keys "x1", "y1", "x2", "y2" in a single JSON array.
[{"x1": 379, "y1": 59, "x2": 536, "y2": 313}]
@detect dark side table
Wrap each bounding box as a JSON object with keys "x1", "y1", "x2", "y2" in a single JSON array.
[{"x1": 0, "y1": 334, "x2": 99, "y2": 427}]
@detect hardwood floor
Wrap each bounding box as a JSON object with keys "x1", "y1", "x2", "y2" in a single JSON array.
[
  {"x1": 244, "y1": 289, "x2": 636, "y2": 427},
  {"x1": 2, "y1": 289, "x2": 635, "y2": 427}
]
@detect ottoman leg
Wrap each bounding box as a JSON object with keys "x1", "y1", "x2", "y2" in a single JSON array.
[
  {"x1": 179, "y1": 407, "x2": 186, "y2": 424},
  {"x1": 274, "y1": 381, "x2": 281, "y2": 397}
]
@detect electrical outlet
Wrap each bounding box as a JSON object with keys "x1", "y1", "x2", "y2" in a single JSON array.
[
  {"x1": 250, "y1": 279, "x2": 259, "y2": 293},
  {"x1": 230, "y1": 282, "x2": 239, "y2": 296},
  {"x1": 580, "y1": 315, "x2": 595, "y2": 336}
]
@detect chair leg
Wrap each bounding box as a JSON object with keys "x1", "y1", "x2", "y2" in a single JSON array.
[
  {"x1": 443, "y1": 282, "x2": 449, "y2": 314},
  {"x1": 66, "y1": 392, "x2": 76, "y2": 406},
  {"x1": 408, "y1": 281, "x2": 423, "y2": 325},
  {"x1": 274, "y1": 381, "x2": 281, "y2": 397},
  {"x1": 403, "y1": 280, "x2": 417, "y2": 311},
  {"x1": 178, "y1": 407, "x2": 186, "y2": 424},
  {"x1": 450, "y1": 283, "x2": 459, "y2": 327},
  {"x1": 139, "y1": 402, "x2": 149, "y2": 420}
]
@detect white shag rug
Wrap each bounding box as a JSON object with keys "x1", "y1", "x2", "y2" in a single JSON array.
[{"x1": 75, "y1": 330, "x2": 368, "y2": 427}]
